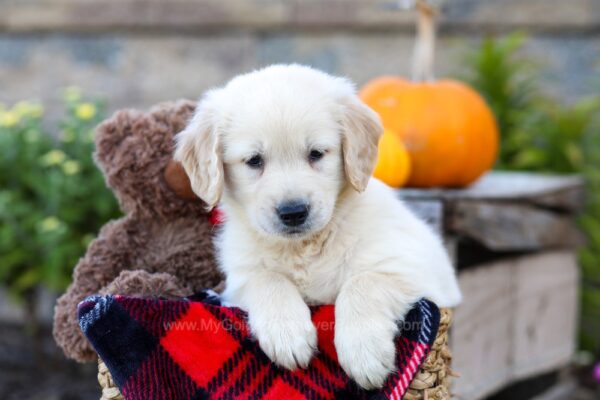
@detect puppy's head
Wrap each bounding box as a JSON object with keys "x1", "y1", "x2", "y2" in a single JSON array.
[{"x1": 175, "y1": 64, "x2": 382, "y2": 238}]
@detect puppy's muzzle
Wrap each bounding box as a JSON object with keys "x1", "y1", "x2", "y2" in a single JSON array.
[{"x1": 276, "y1": 201, "x2": 310, "y2": 227}]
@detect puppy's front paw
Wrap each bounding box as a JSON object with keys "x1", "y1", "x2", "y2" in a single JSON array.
[
  {"x1": 335, "y1": 320, "x2": 397, "y2": 390},
  {"x1": 253, "y1": 316, "x2": 317, "y2": 370}
]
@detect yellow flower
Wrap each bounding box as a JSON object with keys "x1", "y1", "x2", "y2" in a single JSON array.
[
  {"x1": 75, "y1": 103, "x2": 97, "y2": 121},
  {"x1": 39, "y1": 216, "x2": 62, "y2": 232},
  {"x1": 29, "y1": 103, "x2": 44, "y2": 119},
  {"x1": 13, "y1": 101, "x2": 31, "y2": 116},
  {"x1": 64, "y1": 86, "x2": 82, "y2": 103},
  {"x1": 13, "y1": 101, "x2": 44, "y2": 119},
  {"x1": 0, "y1": 111, "x2": 20, "y2": 128},
  {"x1": 41, "y1": 150, "x2": 67, "y2": 166},
  {"x1": 62, "y1": 160, "x2": 80, "y2": 175}
]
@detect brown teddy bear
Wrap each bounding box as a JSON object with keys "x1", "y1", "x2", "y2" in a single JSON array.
[{"x1": 53, "y1": 100, "x2": 223, "y2": 362}]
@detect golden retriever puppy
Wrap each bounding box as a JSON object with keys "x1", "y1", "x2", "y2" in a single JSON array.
[{"x1": 175, "y1": 64, "x2": 461, "y2": 389}]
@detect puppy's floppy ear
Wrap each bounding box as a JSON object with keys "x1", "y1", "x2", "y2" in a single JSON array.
[
  {"x1": 174, "y1": 96, "x2": 223, "y2": 210},
  {"x1": 340, "y1": 95, "x2": 383, "y2": 192}
]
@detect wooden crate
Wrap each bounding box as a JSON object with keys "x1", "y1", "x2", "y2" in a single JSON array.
[{"x1": 399, "y1": 172, "x2": 584, "y2": 400}]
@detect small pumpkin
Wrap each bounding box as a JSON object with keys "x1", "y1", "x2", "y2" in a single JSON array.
[
  {"x1": 360, "y1": 1, "x2": 499, "y2": 188},
  {"x1": 373, "y1": 129, "x2": 411, "y2": 188}
]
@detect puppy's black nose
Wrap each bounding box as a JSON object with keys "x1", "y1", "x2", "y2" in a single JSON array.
[{"x1": 277, "y1": 202, "x2": 309, "y2": 227}]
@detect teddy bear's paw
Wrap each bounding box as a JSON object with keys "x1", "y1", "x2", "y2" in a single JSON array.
[{"x1": 100, "y1": 270, "x2": 191, "y2": 299}]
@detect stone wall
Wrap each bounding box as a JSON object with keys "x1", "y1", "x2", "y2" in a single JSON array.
[{"x1": 0, "y1": 0, "x2": 599, "y2": 117}]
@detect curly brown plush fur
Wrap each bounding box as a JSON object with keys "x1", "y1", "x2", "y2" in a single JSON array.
[{"x1": 53, "y1": 100, "x2": 223, "y2": 362}]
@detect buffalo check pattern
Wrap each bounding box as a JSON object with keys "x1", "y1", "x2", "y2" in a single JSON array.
[{"x1": 78, "y1": 290, "x2": 440, "y2": 400}]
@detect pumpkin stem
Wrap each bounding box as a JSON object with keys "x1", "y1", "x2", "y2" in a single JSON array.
[{"x1": 412, "y1": 1, "x2": 437, "y2": 82}]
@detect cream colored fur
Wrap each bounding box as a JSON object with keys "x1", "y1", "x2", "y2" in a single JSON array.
[{"x1": 175, "y1": 64, "x2": 462, "y2": 389}]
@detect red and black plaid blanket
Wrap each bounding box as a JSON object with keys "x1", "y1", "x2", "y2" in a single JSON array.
[{"x1": 79, "y1": 290, "x2": 440, "y2": 400}]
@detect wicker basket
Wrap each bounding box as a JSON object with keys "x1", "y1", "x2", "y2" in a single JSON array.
[
  {"x1": 98, "y1": 309, "x2": 454, "y2": 400},
  {"x1": 403, "y1": 308, "x2": 454, "y2": 400}
]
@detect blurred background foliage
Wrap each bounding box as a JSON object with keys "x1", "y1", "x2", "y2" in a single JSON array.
[
  {"x1": 0, "y1": 91, "x2": 121, "y2": 321},
  {"x1": 462, "y1": 33, "x2": 600, "y2": 355}
]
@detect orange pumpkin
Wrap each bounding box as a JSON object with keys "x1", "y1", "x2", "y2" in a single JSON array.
[
  {"x1": 360, "y1": 1, "x2": 499, "y2": 188},
  {"x1": 373, "y1": 129, "x2": 411, "y2": 188},
  {"x1": 360, "y1": 77, "x2": 499, "y2": 187}
]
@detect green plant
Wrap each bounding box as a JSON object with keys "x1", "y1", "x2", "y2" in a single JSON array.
[
  {"x1": 462, "y1": 34, "x2": 600, "y2": 354},
  {"x1": 0, "y1": 89, "x2": 121, "y2": 307},
  {"x1": 580, "y1": 118, "x2": 600, "y2": 353}
]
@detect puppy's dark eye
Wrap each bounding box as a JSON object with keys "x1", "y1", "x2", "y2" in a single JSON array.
[
  {"x1": 245, "y1": 154, "x2": 264, "y2": 169},
  {"x1": 308, "y1": 150, "x2": 324, "y2": 162}
]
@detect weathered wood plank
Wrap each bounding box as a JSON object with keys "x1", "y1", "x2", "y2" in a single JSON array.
[
  {"x1": 0, "y1": 0, "x2": 412, "y2": 33},
  {"x1": 401, "y1": 198, "x2": 444, "y2": 234},
  {"x1": 452, "y1": 252, "x2": 579, "y2": 400},
  {"x1": 1, "y1": 0, "x2": 598, "y2": 33},
  {"x1": 448, "y1": 202, "x2": 585, "y2": 251},
  {"x1": 451, "y1": 258, "x2": 514, "y2": 400},
  {"x1": 400, "y1": 172, "x2": 584, "y2": 211},
  {"x1": 512, "y1": 252, "x2": 579, "y2": 379},
  {"x1": 529, "y1": 186, "x2": 586, "y2": 212},
  {"x1": 399, "y1": 172, "x2": 585, "y2": 251}
]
